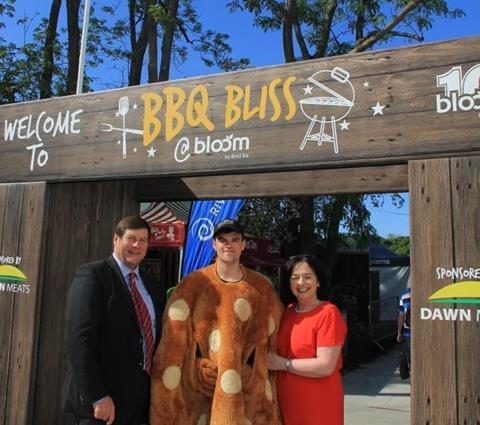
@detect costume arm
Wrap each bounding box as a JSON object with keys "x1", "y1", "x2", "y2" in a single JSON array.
[
  {"x1": 150, "y1": 282, "x2": 194, "y2": 425},
  {"x1": 65, "y1": 264, "x2": 107, "y2": 403}
]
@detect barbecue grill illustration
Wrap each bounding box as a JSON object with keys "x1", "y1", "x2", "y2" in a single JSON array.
[{"x1": 299, "y1": 67, "x2": 355, "y2": 153}]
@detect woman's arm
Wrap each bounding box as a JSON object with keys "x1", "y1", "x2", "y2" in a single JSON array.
[{"x1": 267, "y1": 345, "x2": 343, "y2": 378}]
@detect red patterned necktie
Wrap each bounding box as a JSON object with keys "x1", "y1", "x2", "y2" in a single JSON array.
[{"x1": 128, "y1": 272, "x2": 154, "y2": 374}]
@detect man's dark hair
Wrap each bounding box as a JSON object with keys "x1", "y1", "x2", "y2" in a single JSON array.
[{"x1": 114, "y1": 216, "x2": 151, "y2": 238}]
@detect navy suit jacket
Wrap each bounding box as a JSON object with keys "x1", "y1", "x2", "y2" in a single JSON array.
[{"x1": 63, "y1": 256, "x2": 165, "y2": 424}]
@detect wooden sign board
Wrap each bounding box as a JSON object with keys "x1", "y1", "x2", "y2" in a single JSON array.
[{"x1": 0, "y1": 36, "x2": 479, "y2": 183}]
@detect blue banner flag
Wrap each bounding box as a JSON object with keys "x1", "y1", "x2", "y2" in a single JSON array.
[{"x1": 181, "y1": 199, "x2": 245, "y2": 277}]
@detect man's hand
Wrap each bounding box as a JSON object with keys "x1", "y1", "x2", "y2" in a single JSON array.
[
  {"x1": 397, "y1": 333, "x2": 404, "y2": 343},
  {"x1": 93, "y1": 396, "x2": 115, "y2": 425},
  {"x1": 195, "y1": 358, "x2": 218, "y2": 397}
]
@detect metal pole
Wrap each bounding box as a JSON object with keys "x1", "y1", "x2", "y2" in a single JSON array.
[{"x1": 76, "y1": 0, "x2": 91, "y2": 94}]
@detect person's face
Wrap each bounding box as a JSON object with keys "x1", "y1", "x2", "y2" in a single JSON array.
[
  {"x1": 289, "y1": 261, "x2": 319, "y2": 304},
  {"x1": 212, "y1": 231, "x2": 245, "y2": 264},
  {"x1": 113, "y1": 228, "x2": 149, "y2": 269}
]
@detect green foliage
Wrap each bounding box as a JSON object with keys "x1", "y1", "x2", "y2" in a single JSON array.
[
  {"x1": 238, "y1": 194, "x2": 378, "y2": 250},
  {"x1": 227, "y1": 0, "x2": 465, "y2": 58},
  {"x1": 382, "y1": 234, "x2": 410, "y2": 256}
]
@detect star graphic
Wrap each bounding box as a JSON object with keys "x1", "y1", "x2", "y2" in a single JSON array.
[
  {"x1": 147, "y1": 147, "x2": 157, "y2": 158},
  {"x1": 115, "y1": 111, "x2": 120, "y2": 117},
  {"x1": 133, "y1": 103, "x2": 138, "y2": 110},
  {"x1": 363, "y1": 81, "x2": 370, "y2": 88},
  {"x1": 371, "y1": 101, "x2": 386, "y2": 116},
  {"x1": 303, "y1": 84, "x2": 313, "y2": 95},
  {"x1": 339, "y1": 120, "x2": 350, "y2": 131}
]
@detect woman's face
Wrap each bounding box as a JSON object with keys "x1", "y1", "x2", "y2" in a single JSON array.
[{"x1": 289, "y1": 261, "x2": 319, "y2": 304}]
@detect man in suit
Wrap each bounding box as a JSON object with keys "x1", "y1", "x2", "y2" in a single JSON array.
[{"x1": 64, "y1": 216, "x2": 165, "y2": 425}]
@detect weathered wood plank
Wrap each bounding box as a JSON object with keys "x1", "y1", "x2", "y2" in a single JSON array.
[
  {"x1": 409, "y1": 159, "x2": 457, "y2": 425},
  {"x1": 450, "y1": 156, "x2": 480, "y2": 425},
  {"x1": 32, "y1": 181, "x2": 137, "y2": 425},
  {"x1": 7, "y1": 183, "x2": 46, "y2": 425},
  {"x1": 0, "y1": 183, "x2": 46, "y2": 425},
  {"x1": 0, "y1": 184, "x2": 24, "y2": 425},
  {"x1": 33, "y1": 182, "x2": 77, "y2": 425},
  {"x1": 137, "y1": 164, "x2": 408, "y2": 200},
  {"x1": 0, "y1": 37, "x2": 479, "y2": 182}
]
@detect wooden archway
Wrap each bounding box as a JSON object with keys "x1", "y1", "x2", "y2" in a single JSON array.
[{"x1": 0, "y1": 36, "x2": 479, "y2": 424}]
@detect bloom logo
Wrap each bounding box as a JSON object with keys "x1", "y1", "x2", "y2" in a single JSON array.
[{"x1": 436, "y1": 64, "x2": 480, "y2": 115}]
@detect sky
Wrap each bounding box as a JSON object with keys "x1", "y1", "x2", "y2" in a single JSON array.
[{"x1": 3, "y1": 0, "x2": 479, "y2": 237}]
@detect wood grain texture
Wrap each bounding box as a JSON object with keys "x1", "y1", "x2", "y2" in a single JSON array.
[
  {"x1": 0, "y1": 37, "x2": 479, "y2": 182},
  {"x1": 137, "y1": 164, "x2": 408, "y2": 200},
  {"x1": 409, "y1": 159, "x2": 457, "y2": 425},
  {"x1": 0, "y1": 183, "x2": 47, "y2": 425},
  {"x1": 450, "y1": 156, "x2": 480, "y2": 425},
  {"x1": 32, "y1": 180, "x2": 137, "y2": 425}
]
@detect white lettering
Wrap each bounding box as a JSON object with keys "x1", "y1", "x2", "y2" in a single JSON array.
[
  {"x1": 2, "y1": 109, "x2": 83, "y2": 143},
  {"x1": 435, "y1": 267, "x2": 480, "y2": 280},
  {"x1": 441, "y1": 309, "x2": 459, "y2": 321},
  {"x1": 174, "y1": 134, "x2": 250, "y2": 163},
  {"x1": 421, "y1": 308, "x2": 432, "y2": 320},
  {"x1": 26, "y1": 143, "x2": 49, "y2": 171},
  {"x1": 0, "y1": 282, "x2": 4, "y2": 291},
  {"x1": 0, "y1": 255, "x2": 15, "y2": 264}
]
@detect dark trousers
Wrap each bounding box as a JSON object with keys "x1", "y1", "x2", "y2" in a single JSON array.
[
  {"x1": 75, "y1": 418, "x2": 105, "y2": 425},
  {"x1": 399, "y1": 338, "x2": 411, "y2": 379},
  {"x1": 74, "y1": 372, "x2": 150, "y2": 425}
]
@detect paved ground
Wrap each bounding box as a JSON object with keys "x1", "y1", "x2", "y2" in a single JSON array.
[{"x1": 344, "y1": 346, "x2": 411, "y2": 425}]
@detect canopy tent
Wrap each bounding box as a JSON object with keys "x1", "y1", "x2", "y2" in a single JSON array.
[{"x1": 369, "y1": 243, "x2": 410, "y2": 321}]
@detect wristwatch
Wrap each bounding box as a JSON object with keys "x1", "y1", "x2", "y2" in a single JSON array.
[{"x1": 285, "y1": 358, "x2": 293, "y2": 371}]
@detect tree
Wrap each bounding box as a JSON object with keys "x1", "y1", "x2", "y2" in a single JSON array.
[
  {"x1": 383, "y1": 234, "x2": 410, "y2": 256},
  {"x1": 232, "y1": 0, "x2": 463, "y2": 292}
]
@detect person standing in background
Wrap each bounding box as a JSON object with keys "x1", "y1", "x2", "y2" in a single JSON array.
[
  {"x1": 64, "y1": 216, "x2": 165, "y2": 425},
  {"x1": 397, "y1": 286, "x2": 411, "y2": 380},
  {"x1": 268, "y1": 254, "x2": 347, "y2": 425}
]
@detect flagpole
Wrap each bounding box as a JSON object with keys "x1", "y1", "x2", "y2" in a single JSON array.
[{"x1": 76, "y1": 0, "x2": 91, "y2": 94}]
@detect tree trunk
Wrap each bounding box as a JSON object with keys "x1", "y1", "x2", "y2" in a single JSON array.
[
  {"x1": 40, "y1": 0, "x2": 62, "y2": 99},
  {"x1": 147, "y1": 0, "x2": 158, "y2": 83},
  {"x1": 158, "y1": 0, "x2": 179, "y2": 82},
  {"x1": 282, "y1": 0, "x2": 296, "y2": 63},
  {"x1": 129, "y1": 0, "x2": 149, "y2": 86},
  {"x1": 66, "y1": 0, "x2": 81, "y2": 94}
]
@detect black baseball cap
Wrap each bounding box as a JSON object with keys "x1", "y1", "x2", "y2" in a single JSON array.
[{"x1": 213, "y1": 219, "x2": 245, "y2": 238}]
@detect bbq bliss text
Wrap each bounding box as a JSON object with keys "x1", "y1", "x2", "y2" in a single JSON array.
[{"x1": 142, "y1": 76, "x2": 297, "y2": 144}]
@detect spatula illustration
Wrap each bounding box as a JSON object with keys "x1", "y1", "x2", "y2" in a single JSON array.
[{"x1": 118, "y1": 96, "x2": 129, "y2": 158}]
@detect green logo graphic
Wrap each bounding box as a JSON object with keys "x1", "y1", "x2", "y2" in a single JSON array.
[
  {"x1": 429, "y1": 281, "x2": 480, "y2": 304},
  {"x1": 0, "y1": 264, "x2": 27, "y2": 283}
]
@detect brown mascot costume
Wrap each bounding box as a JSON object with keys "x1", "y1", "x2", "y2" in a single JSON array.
[{"x1": 150, "y1": 220, "x2": 283, "y2": 425}]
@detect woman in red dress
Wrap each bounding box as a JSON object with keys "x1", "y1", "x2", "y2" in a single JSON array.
[{"x1": 268, "y1": 254, "x2": 347, "y2": 425}]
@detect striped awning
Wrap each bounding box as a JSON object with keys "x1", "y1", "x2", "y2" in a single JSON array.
[{"x1": 140, "y1": 201, "x2": 191, "y2": 223}]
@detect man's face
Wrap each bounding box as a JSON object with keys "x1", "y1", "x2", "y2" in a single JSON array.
[
  {"x1": 113, "y1": 228, "x2": 149, "y2": 269},
  {"x1": 212, "y1": 231, "x2": 245, "y2": 264}
]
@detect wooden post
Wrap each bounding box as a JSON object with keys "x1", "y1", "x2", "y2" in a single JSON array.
[
  {"x1": 30, "y1": 180, "x2": 137, "y2": 425},
  {"x1": 409, "y1": 157, "x2": 480, "y2": 425},
  {"x1": 0, "y1": 183, "x2": 47, "y2": 425}
]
